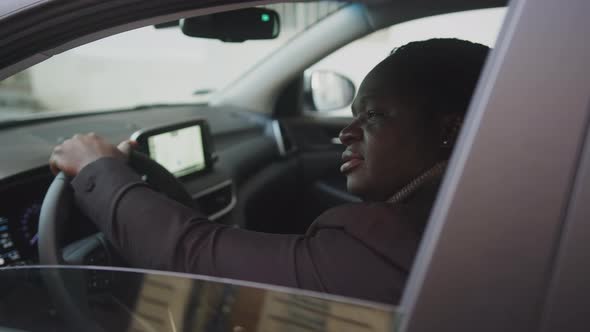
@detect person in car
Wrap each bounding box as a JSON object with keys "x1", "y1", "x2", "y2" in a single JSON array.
[{"x1": 49, "y1": 38, "x2": 489, "y2": 304}]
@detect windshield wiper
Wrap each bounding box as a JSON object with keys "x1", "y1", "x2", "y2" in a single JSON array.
[
  {"x1": 193, "y1": 88, "x2": 215, "y2": 96},
  {"x1": 131, "y1": 102, "x2": 205, "y2": 110}
]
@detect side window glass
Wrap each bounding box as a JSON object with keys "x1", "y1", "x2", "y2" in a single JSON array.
[{"x1": 305, "y1": 7, "x2": 507, "y2": 116}]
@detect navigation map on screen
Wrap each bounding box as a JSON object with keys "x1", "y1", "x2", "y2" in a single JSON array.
[{"x1": 147, "y1": 125, "x2": 206, "y2": 177}]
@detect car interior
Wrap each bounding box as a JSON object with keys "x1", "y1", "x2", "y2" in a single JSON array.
[
  {"x1": 3, "y1": 0, "x2": 590, "y2": 331},
  {"x1": 0, "y1": 0, "x2": 526, "y2": 331},
  {"x1": 0, "y1": 0, "x2": 507, "y2": 297}
]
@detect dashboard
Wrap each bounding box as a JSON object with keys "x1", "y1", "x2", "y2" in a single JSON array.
[{"x1": 0, "y1": 105, "x2": 284, "y2": 266}]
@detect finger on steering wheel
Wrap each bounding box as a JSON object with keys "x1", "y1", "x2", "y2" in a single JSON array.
[{"x1": 49, "y1": 145, "x2": 62, "y2": 175}]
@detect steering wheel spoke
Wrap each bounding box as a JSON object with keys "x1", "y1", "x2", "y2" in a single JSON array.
[
  {"x1": 63, "y1": 233, "x2": 110, "y2": 266},
  {"x1": 62, "y1": 233, "x2": 118, "y2": 294}
]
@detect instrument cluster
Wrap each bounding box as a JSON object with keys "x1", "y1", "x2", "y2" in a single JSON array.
[{"x1": 0, "y1": 172, "x2": 95, "y2": 266}]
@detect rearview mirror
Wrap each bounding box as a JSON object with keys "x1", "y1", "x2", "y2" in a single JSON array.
[
  {"x1": 181, "y1": 8, "x2": 280, "y2": 42},
  {"x1": 304, "y1": 70, "x2": 356, "y2": 113}
]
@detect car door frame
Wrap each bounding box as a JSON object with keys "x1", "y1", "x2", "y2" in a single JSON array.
[
  {"x1": 399, "y1": 0, "x2": 590, "y2": 331},
  {"x1": 538, "y1": 105, "x2": 590, "y2": 331}
]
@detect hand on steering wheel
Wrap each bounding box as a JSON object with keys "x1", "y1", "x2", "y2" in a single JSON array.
[
  {"x1": 49, "y1": 133, "x2": 134, "y2": 177},
  {"x1": 41, "y1": 133, "x2": 193, "y2": 331},
  {"x1": 42, "y1": 133, "x2": 193, "y2": 266}
]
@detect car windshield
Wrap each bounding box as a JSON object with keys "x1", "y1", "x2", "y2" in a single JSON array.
[
  {"x1": 0, "y1": 2, "x2": 346, "y2": 122},
  {"x1": 0, "y1": 266, "x2": 397, "y2": 332}
]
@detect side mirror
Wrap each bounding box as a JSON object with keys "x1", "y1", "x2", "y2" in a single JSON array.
[
  {"x1": 181, "y1": 8, "x2": 280, "y2": 42},
  {"x1": 304, "y1": 70, "x2": 355, "y2": 113}
]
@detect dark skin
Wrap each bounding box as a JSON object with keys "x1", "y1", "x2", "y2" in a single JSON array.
[
  {"x1": 339, "y1": 58, "x2": 457, "y2": 201},
  {"x1": 49, "y1": 133, "x2": 133, "y2": 176},
  {"x1": 50, "y1": 59, "x2": 459, "y2": 202}
]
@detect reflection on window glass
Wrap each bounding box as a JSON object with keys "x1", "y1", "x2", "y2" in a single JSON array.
[{"x1": 0, "y1": 267, "x2": 398, "y2": 332}]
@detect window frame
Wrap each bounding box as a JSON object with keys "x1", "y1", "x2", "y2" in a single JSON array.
[{"x1": 399, "y1": 0, "x2": 590, "y2": 330}]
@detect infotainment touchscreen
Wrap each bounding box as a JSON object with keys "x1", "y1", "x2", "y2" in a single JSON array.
[
  {"x1": 147, "y1": 125, "x2": 206, "y2": 177},
  {"x1": 132, "y1": 119, "x2": 213, "y2": 178}
]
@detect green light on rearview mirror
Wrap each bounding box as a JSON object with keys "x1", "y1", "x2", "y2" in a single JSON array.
[{"x1": 261, "y1": 14, "x2": 270, "y2": 22}]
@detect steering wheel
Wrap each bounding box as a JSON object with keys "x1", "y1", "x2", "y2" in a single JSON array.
[{"x1": 37, "y1": 151, "x2": 193, "y2": 331}]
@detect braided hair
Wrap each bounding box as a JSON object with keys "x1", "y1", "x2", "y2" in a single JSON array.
[{"x1": 382, "y1": 38, "x2": 490, "y2": 120}]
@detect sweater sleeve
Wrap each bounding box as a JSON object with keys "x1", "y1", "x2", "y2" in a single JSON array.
[{"x1": 71, "y1": 157, "x2": 408, "y2": 303}]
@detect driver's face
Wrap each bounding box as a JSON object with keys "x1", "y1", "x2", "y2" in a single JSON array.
[{"x1": 339, "y1": 63, "x2": 437, "y2": 201}]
